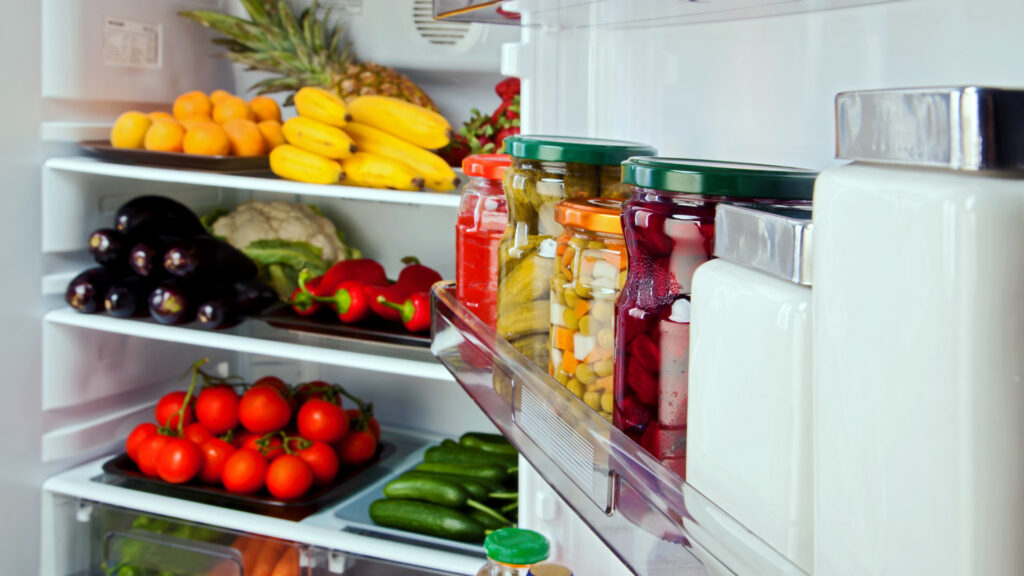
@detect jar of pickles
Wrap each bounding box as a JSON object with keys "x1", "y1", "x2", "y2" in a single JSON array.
[
  {"x1": 614, "y1": 158, "x2": 816, "y2": 478},
  {"x1": 457, "y1": 154, "x2": 512, "y2": 327},
  {"x1": 497, "y1": 136, "x2": 656, "y2": 371},
  {"x1": 550, "y1": 198, "x2": 626, "y2": 421}
]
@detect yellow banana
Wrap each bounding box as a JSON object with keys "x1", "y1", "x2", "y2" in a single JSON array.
[
  {"x1": 282, "y1": 117, "x2": 356, "y2": 160},
  {"x1": 341, "y1": 152, "x2": 425, "y2": 191},
  {"x1": 347, "y1": 96, "x2": 453, "y2": 150},
  {"x1": 343, "y1": 122, "x2": 458, "y2": 191},
  {"x1": 269, "y1": 145, "x2": 343, "y2": 184},
  {"x1": 293, "y1": 86, "x2": 349, "y2": 127}
]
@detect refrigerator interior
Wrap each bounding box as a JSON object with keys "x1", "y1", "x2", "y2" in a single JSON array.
[{"x1": 5, "y1": 0, "x2": 1024, "y2": 575}]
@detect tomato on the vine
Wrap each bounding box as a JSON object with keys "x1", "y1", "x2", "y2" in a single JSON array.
[
  {"x1": 197, "y1": 438, "x2": 236, "y2": 484},
  {"x1": 238, "y1": 386, "x2": 292, "y2": 433},
  {"x1": 252, "y1": 376, "x2": 295, "y2": 409},
  {"x1": 232, "y1": 429, "x2": 257, "y2": 449},
  {"x1": 155, "y1": 391, "x2": 194, "y2": 428},
  {"x1": 295, "y1": 381, "x2": 340, "y2": 406},
  {"x1": 222, "y1": 449, "x2": 268, "y2": 494},
  {"x1": 126, "y1": 422, "x2": 158, "y2": 462},
  {"x1": 195, "y1": 386, "x2": 240, "y2": 434},
  {"x1": 136, "y1": 434, "x2": 172, "y2": 476},
  {"x1": 183, "y1": 422, "x2": 213, "y2": 446},
  {"x1": 265, "y1": 455, "x2": 314, "y2": 500},
  {"x1": 297, "y1": 399, "x2": 348, "y2": 443},
  {"x1": 295, "y1": 441, "x2": 339, "y2": 486},
  {"x1": 156, "y1": 438, "x2": 202, "y2": 484},
  {"x1": 335, "y1": 430, "x2": 378, "y2": 466},
  {"x1": 242, "y1": 433, "x2": 284, "y2": 460},
  {"x1": 345, "y1": 409, "x2": 381, "y2": 441}
]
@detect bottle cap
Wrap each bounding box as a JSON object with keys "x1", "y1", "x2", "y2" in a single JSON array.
[
  {"x1": 463, "y1": 153, "x2": 513, "y2": 180},
  {"x1": 484, "y1": 528, "x2": 550, "y2": 565}
]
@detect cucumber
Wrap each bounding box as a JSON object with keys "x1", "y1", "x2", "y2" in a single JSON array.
[
  {"x1": 383, "y1": 476, "x2": 469, "y2": 508},
  {"x1": 369, "y1": 499, "x2": 485, "y2": 542},
  {"x1": 460, "y1": 432, "x2": 518, "y2": 456},
  {"x1": 468, "y1": 507, "x2": 511, "y2": 531},
  {"x1": 415, "y1": 461, "x2": 510, "y2": 482},
  {"x1": 426, "y1": 441, "x2": 518, "y2": 468},
  {"x1": 398, "y1": 471, "x2": 498, "y2": 501}
]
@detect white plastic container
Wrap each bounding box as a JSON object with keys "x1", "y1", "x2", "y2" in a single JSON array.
[
  {"x1": 688, "y1": 204, "x2": 814, "y2": 572},
  {"x1": 813, "y1": 87, "x2": 1024, "y2": 576}
]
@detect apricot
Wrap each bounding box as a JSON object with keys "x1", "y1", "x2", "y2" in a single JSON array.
[
  {"x1": 183, "y1": 122, "x2": 231, "y2": 156},
  {"x1": 209, "y1": 89, "x2": 233, "y2": 105},
  {"x1": 173, "y1": 91, "x2": 212, "y2": 122},
  {"x1": 250, "y1": 96, "x2": 282, "y2": 123},
  {"x1": 213, "y1": 96, "x2": 255, "y2": 124},
  {"x1": 110, "y1": 111, "x2": 152, "y2": 149},
  {"x1": 179, "y1": 116, "x2": 215, "y2": 130},
  {"x1": 147, "y1": 111, "x2": 175, "y2": 122},
  {"x1": 257, "y1": 120, "x2": 286, "y2": 150},
  {"x1": 144, "y1": 120, "x2": 185, "y2": 153},
  {"x1": 222, "y1": 118, "x2": 265, "y2": 157}
]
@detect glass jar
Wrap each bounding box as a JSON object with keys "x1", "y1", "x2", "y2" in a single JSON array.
[
  {"x1": 613, "y1": 158, "x2": 815, "y2": 478},
  {"x1": 550, "y1": 198, "x2": 626, "y2": 421},
  {"x1": 528, "y1": 564, "x2": 573, "y2": 576},
  {"x1": 457, "y1": 154, "x2": 512, "y2": 327},
  {"x1": 496, "y1": 136, "x2": 656, "y2": 372},
  {"x1": 477, "y1": 528, "x2": 550, "y2": 576}
]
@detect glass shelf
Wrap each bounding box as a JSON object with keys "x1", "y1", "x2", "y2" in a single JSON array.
[{"x1": 430, "y1": 282, "x2": 806, "y2": 576}]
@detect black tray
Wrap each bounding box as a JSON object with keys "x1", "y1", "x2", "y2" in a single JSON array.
[
  {"x1": 256, "y1": 304, "x2": 431, "y2": 348},
  {"x1": 102, "y1": 441, "x2": 396, "y2": 521},
  {"x1": 79, "y1": 140, "x2": 271, "y2": 172}
]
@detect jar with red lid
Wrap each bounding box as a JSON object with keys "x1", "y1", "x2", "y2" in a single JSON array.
[
  {"x1": 550, "y1": 198, "x2": 626, "y2": 421},
  {"x1": 614, "y1": 158, "x2": 815, "y2": 477},
  {"x1": 457, "y1": 154, "x2": 512, "y2": 327}
]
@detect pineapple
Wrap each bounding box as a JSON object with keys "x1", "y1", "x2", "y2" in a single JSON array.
[{"x1": 181, "y1": 0, "x2": 436, "y2": 110}]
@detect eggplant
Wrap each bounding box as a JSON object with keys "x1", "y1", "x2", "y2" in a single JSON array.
[
  {"x1": 148, "y1": 279, "x2": 225, "y2": 325},
  {"x1": 114, "y1": 196, "x2": 206, "y2": 238},
  {"x1": 129, "y1": 235, "x2": 178, "y2": 278},
  {"x1": 87, "y1": 228, "x2": 134, "y2": 269},
  {"x1": 66, "y1": 267, "x2": 119, "y2": 313},
  {"x1": 196, "y1": 281, "x2": 278, "y2": 330},
  {"x1": 163, "y1": 236, "x2": 258, "y2": 283},
  {"x1": 103, "y1": 276, "x2": 153, "y2": 318}
]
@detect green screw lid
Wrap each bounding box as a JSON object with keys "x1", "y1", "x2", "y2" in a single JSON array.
[
  {"x1": 505, "y1": 135, "x2": 657, "y2": 166},
  {"x1": 484, "y1": 528, "x2": 550, "y2": 565},
  {"x1": 621, "y1": 157, "x2": 817, "y2": 200}
]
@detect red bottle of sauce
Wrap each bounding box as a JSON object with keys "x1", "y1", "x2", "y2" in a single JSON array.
[{"x1": 457, "y1": 154, "x2": 512, "y2": 327}]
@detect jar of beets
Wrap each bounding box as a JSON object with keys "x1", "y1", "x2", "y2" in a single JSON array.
[
  {"x1": 614, "y1": 158, "x2": 815, "y2": 478},
  {"x1": 497, "y1": 136, "x2": 656, "y2": 371},
  {"x1": 457, "y1": 154, "x2": 512, "y2": 327}
]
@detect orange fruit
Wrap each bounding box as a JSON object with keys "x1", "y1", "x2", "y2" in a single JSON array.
[
  {"x1": 183, "y1": 122, "x2": 231, "y2": 156},
  {"x1": 250, "y1": 96, "x2": 282, "y2": 123},
  {"x1": 110, "y1": 111, "x2": 152, "y2": 149},
  {"x1": 213, "y1": 96, "x2": 255, "y2": 124},
  {"x1": 173, "y1": 91, "x2": 213, "y2": 122},
  {"x1": 209, "y1": 89, "x2": 233, "y2": 105},
  {"x1": 222, "y1": 118, "x2": 266, "y2": 157},
  {"x1": 147, "y1": 111, "x2": 175, "y2": 122},
  {"x1": 180, "y1": 116, "x2": 215, "y2": 130},
  {"x1": 257, "y1": 120, "x2": 286, "y2": 150},
  {"x1": 144, "y1": 120, "x2": 186, "y2": 153}
]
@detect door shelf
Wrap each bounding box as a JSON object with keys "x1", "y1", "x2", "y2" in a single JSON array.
[
  {"x1": 45, "y1": 307, "x2": 451, "y2": 381},
  {"x1": 429, "y1": 282, "x2": 806, "y2": 576},
  {"x1": 46, "y1": 157, "x2": 462, "y2": 208}
]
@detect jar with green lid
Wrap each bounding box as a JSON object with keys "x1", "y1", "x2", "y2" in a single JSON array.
[
  {"x1": 477, "y1": 528, "x2": 550, "y2": 576},
  {"x1": 614, "y1": 157, "x2": 815, "y2": 478},
  {"x1": 496, "y1": 136, "x2": 656, "y2": 377}
]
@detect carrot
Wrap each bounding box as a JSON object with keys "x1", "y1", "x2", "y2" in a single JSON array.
[
  {"x1": 554, "y1": 327, "x2": 574, "y2": 352},
  {"x1": 269, "y1": 546, "x2": 300, "y2": 576},
  {"x1": 603, "y1": 251, "x2": 627, "y2": 269},
  {"x1": 560, "y1": 352, "x2": 580, "y2": 374},
  {"x1": 592, "y1": 375, "x2": 614, "y2": 392},
  {"x1": 562, "y1": 248, "x2": 574, "y2": 266},
  {"x1": 573, "y1": 299, "x2": 590, "y2": 318},
  {"x1": 241, "y1": 538, "x2": 262, "y2": 575},
  {"x1": 584, "y1": 347, "x2": 614, "y2": 364},
  {"x1": 252, "y1": 540, "x2": 287, "y2": 576}
]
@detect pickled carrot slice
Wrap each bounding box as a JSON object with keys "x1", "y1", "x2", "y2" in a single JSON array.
[
  {"x1": 584, "y1": 347, "x2": 613, "y2": 364},
  {"x1": 554, "y1": 327, "x2": 575, "y2": 351},
  {"x1": 561, "y1": 351, "x2": 580, "y2": 373},
  {"x1": 574, "y1": 299, "x2": 590, "y2": 318},
  {"x1": 592, "y1": 375, "x2": 614, "y2": 392}
]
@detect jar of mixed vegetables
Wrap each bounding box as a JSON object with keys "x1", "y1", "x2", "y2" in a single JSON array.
[
  {"x1": 457, "y1": 154, "x2": 512, "y2": 328},
  {"x1": 614, "y1": 158, "x2": 815, "y2": 478},
  {"x1": 496, "y1": 136, "x2": 656, "y2": 372},
  {"x1": 550, "y1": 198, "x2": 626, "y2": 421}
]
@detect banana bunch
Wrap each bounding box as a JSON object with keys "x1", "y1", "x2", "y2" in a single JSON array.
[{"x1": 269, "y1": 88, "x2": 458, "y2": 191}]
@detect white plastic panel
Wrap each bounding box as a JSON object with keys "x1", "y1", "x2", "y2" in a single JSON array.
[
  {"x1": 41, "y1": 401, "x2": 153, "y2": 463},
  {"x1": 42, "y1": 0, "x2": 233, "y2": 104}
]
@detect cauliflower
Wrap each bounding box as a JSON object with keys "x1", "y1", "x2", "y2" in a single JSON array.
[{"x1": 211, "y1": 201, "x2": 348, "y2": 263}]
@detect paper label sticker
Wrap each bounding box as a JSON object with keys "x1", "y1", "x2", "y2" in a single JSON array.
[
  {"x1": 319, "y1": 0, "x2": 364, "y2": 15},
  {"x1": 103, "y1": 17, "x2": 161, "y2": 69}
]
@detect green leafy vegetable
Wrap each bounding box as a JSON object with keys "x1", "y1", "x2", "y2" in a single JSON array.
[{"x1": 242, "y1": 239, "x2": 330, "y2": 299}]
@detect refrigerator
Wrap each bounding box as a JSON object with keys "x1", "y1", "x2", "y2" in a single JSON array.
[{"x1": 4, "y1": 0, "x2": 1024, "y2": 575}]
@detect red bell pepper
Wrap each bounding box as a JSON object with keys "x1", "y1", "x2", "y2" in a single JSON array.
[
  {"x1": 376, "y1": 291, "x2": 431, "y2": 333},
  {"x1": 314, "y1": 280, "x2": 373, "y2": 324},
  {"x1": 317, "y1": 259, "x2": 389, "y2": 296},
  {"x1": 396, "y1": 256, "x2": 443, "y2": 293},
  {"x1": 289, "y1": 272, "x2": 322, "y2": 316}
]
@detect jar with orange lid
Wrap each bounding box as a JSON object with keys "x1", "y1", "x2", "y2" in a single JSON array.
[{"x1": 549, "y1": 197, "x2": 626, "y2": 421}]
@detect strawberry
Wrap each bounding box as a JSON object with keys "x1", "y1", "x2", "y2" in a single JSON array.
[
  {"x1": 495, "y1": 78, "x2": 521, "y2": 101},
  {"x1": 495, "y1": 126, "x2": 520, "y2": 150}
]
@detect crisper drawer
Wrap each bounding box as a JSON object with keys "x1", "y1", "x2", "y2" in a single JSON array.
[{"x1": 48, "y1": 495, "x2": 458, "y2": 576}]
